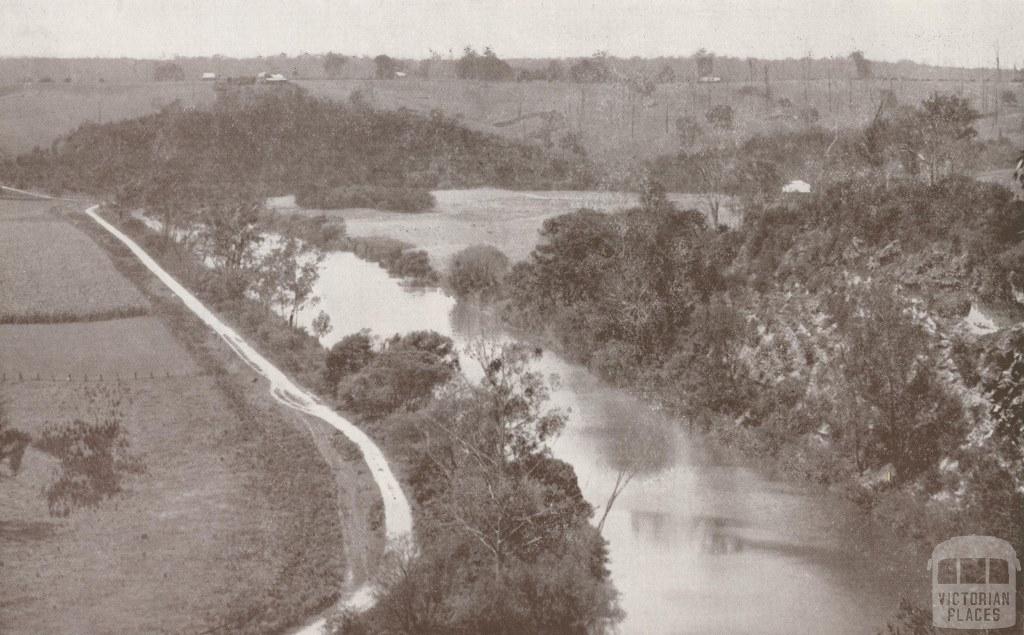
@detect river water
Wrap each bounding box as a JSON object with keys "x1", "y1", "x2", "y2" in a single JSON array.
[{"x1": 296, "y1": 250, "x2": 927, "y2": 634}]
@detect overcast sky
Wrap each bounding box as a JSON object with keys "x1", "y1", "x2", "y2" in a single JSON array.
[{"x1": 2, "y1": 0, "x2": 1023, "y2": 68}]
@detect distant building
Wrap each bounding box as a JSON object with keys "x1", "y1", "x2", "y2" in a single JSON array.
[
  {"x1": 201, "y1": 72, "x2": 217, "y2": 81},
  {"x1": 265, "y1": 73, "x2": 288, "y2": 83},
  {"x1": 394, "y1": 71, "x2": 407, "y2": 78},
  {"x1": 697, "y1": 76, "x2": 721, "y2": 83},
  {"x1": 782, "y1": 179, "x2": 812, "y2": 194}
]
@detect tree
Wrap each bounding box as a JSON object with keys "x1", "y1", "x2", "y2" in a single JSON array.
[
  {"x1": 337, "y1": 331, "x2": 459, "y2": 418},
  {"x1": 655, "y1": 64, "x2": 676, "y2": 84},
  {"x1": 311, "y1": 310, "x2": 333, "y2": 339},
  {"x1": 594, "y1": 403, "x2": 676, "y2": 533},
  {"x1": 374, "y1": 54, "x2": 398, "y2": 79},
  {"x1": 569, "y1": 52, "x2": 611, "y2": 83},
  {"x1": 849, "y1": 50, "x2": 872, "y2": 79},
  {"x1": 457, "y1": 46, "x2": 514, "y2": 81},
  {"x1": 153, "y1": 62, "x2": 185, "y2": 81},
  {"x1": 448, "y1": 244, "x2": 510, "y2": 298},
  {"x1": 546, "y1": 59, "x2": 565, "y2": 81},
  {"x1": 705, "y1": 104, "x2": 734, "y2": 131},
  {"x1": 325, "y1": 330, "x2": 375, "y2": 386},
  {"x1": 913, "y1": 93, "x2": 980, "y2": 185},
  {"x1": 674, "y1": 115, "x2": 703, "y2": 147},
  {"x1": 694, "y1": 151, "x2": 730, "y2": 228},
  {"x1": 323, "y1": 52, "x2": 348, "y2": 78},
  {"x1": 695, "y1": 49, "x2": 715, "y2": 79},
  {"x1": 838, "y1": 284, "x2": 964, "y2": 482},
  {"x1": 0, "y1": 400, "x2": 30, "y2": 477},
  {"x1": 255, "y1": 236, "x2": 323, "y2": 327},
  {"x1": 201, "y1": 196, "x2": 263, "y2": 273}
]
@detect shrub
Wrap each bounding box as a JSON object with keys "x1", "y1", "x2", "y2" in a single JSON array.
[
  {"x1": 706, "y1": 104, "x2": 735, "y2": 130},
  {"x1": 336, "y1": 331, "x2": 458, "y2": 419},
  {"x1": 447, "y1": 244, "x2": 510, "y2": 298},
  {"x1": 34, "y1": 385, "x2": 144, "y2": 517},
  {"x1": 324, "y1": 330, "x2": 375, "y2": 386}
]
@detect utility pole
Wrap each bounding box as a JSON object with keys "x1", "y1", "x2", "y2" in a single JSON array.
[
  {"x1": 827, "y1": 57, "x2": 833, "y2": 113},
  {"x1": 803, "y1": 53, "x2": 810, "y2": 107},
  {"x1": 994, "y1": 42, "x2": 1002, "y2": 136}
]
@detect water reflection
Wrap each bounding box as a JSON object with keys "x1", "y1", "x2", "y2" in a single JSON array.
[{"x1": 297, "y1": 251, "x2": 925, "y2": 634}]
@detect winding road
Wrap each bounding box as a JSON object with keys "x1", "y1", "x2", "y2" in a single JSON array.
[{"x1": 81, "y1": 205, "x2": 412, "y2": 633}]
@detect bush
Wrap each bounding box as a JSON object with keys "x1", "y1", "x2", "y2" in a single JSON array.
[
  {"x1": 296, "y1": 184, "x2": 435, "y2": 213},
  {"x1": 34, "y1": 385, "x2": 145, "y2": 517},
  {"x1": 352, "y1": 236, "x2": 439, "y2": 284},
  {"x1": 324, "y1": 330, "x2": 375, "y2": 386},
  {"x1": 447, "y1": 244, "x2": 510, "y2": 298},
  {"x1": 336, "y1": 331, "x2": 458, "y2": 419},
  {"x1": 706, "y1": 104, "x2": 734, "y2": 130}
]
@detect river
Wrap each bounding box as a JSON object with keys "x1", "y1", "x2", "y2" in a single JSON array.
[{"x1": 296, "y1": 248, "x2": 927, "y2": 634}]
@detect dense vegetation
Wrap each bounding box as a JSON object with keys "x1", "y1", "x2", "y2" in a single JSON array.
[
  {"x1": 0, "y1": 88, "x2": 597, "y2": 201},
  {"x1": 499, "y1": 171, "x2": 1024, "y2": 616},
  {"x1": 332, "y1": 341, "x2": 621, "y2": 634}
]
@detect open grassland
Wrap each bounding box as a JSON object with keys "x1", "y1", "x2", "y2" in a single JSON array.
[
  {"x1": 0, "y1": 203, "x2": 365, "y2": 634},
  {"x1": 0, "y1": 81, "x2": 213, "y2": 156},
  {"x1": 0, "y1": 200, "x2": 150, "y2": 322},
  {"x1": 1, "y1": 373, "x2": 346, "y2": 634},
  {"x1": 274, "y1": 187, "x2": 738, "y2": 267}
]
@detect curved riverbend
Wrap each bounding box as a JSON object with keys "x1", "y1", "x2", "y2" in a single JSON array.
[{"x1": 298, "y1": 251, "x2": 927, "y2": 635}]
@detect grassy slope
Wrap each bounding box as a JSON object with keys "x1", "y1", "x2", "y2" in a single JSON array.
[{"x1": 0, "y1": 200, "x2": 369, "y2": 634}]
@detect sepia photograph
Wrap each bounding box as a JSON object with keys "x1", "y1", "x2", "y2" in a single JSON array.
[{"x1": 0, "y1": 1, "x2": 1022, "y2": 633}]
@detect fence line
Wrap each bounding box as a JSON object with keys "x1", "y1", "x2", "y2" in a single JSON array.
[{"x1": 0, "y1": 369, "x2": 223, "y2": 384}]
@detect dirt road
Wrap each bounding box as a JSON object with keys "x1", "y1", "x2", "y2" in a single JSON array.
[{"x1": 82, "y1": 204, "x2": 412, "y2": 632}]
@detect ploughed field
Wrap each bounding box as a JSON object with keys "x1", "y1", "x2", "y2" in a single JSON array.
[
  {"x1": 0, "y1": 199, "x2": 351, "y2": 634},
  {"x1": 0, "y1": 206, "x2": 149, "y2": 322}
]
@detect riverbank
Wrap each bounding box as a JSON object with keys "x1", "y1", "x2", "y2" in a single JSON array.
[
  {"x1": 268, "y1": 188, "x2": 740, "y2": 269},
  {"x1": 82, "y1": 206, "x2": 391, "y2": 632},
  {"x1": 282, "y1": 243, "x2": 938, "y2": 634}
]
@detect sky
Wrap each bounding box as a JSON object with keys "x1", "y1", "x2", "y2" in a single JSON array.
[{"x1": 2, "y1": 0, "x2": 1024, "y2": 68}]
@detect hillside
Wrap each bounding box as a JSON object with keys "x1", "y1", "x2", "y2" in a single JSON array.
[{"x1": 0, "y1": 87, "x2": 596, "y2": 199}]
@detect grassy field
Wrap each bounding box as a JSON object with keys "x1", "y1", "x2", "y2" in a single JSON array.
[
  {"x1": 0, "y1": 202, "x2": 150, "y2": 322},
  {"x1": 0, "y1": 198, "x2": 370, "y2": 633},
  {"x1": 0, "y1": 316, "x2": 198, "y2": 378},
  {"x1": 0, "y1": 81, "x2": 213, "y2": 156},
  {"x1": 3, "y1": 78, "x2": 1023, "y2": 173},
  {"x1": 273, "y1": 187, "x2": 739, "y2": 268}
]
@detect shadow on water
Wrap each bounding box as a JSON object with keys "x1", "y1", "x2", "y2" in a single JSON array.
[{"x1": 299, "y1": 253, "x2": 930, "y2": 635}]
